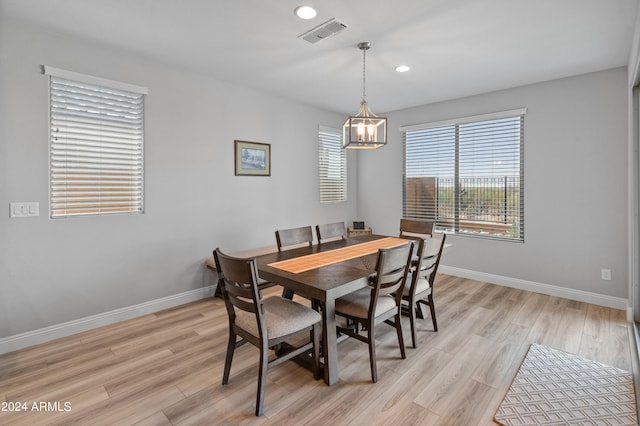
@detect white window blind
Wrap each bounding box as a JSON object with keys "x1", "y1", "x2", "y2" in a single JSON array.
[
  {"x1": 45, "y1": 67, "x2": 146, "y2": 218},
  {"x1": 402, "y1": 109, "x2": 525, "y2": 241},
  {"x1": 319, "y1": 126, "x2": 347, "y2": 203}
]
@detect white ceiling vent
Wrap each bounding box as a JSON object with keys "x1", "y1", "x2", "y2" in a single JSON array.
[{"x1": 298, "y1": 18, "x2": 347, "y2": 44}]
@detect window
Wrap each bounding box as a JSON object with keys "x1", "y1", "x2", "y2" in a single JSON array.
[
  {"x1": 319, "y1": 126, "x2": 347, "y2": 202},
  {"x1": 45, "y1": 66, "x2": 147, "y2": 218},
  {"x1": 402, "y1": 109, "x2": 525, "y2": 241}
]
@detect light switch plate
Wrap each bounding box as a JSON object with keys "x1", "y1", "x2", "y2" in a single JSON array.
[{"x1": 9, "y1": 202, "x2": 39, "y2": 218}]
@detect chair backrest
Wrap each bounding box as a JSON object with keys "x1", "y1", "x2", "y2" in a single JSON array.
[
  {"x1": 399, "y1": 219, "x2": 435, "y2": 238},
  {"x1": 316, "y1": 222, "x2": 346, "y2": 243},
  {"x1": 213, "y1": 248, "x2": 266, "y2": 336},
  {"x1": 275, "y1": 226, "x2": 314, "y2": 251},
  {"x1": 368, "y1": 242, "x2": 414, "y2": 315},
  {"x1": 410, "y1": 233, "x2": 447, "y2": 291}
]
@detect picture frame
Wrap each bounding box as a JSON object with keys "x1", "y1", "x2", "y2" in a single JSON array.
[{"x1": 234, "y1": 140, "x2": 271, "y2": 176}]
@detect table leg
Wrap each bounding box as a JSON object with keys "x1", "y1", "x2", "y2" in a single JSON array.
[{"x1": 322, "y1": 299, "x2": 339, "y2": 386}]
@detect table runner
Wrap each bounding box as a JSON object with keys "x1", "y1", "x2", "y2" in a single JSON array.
[{"x1": 268, "y1": 237, "x2": 409, "y2": 273}]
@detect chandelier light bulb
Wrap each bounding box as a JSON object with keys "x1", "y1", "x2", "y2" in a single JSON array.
[{"x1": 357, "y1": 122, "x2": 365, "y2": 140}]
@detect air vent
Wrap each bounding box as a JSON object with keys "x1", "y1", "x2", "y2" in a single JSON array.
[{"x1": 298, "y1": 18, "x2": 347, "y2": 44}]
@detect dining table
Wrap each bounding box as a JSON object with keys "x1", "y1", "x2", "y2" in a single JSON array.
[{"x1": 253, "y1": 233, "x2": 410, "y2": 386}]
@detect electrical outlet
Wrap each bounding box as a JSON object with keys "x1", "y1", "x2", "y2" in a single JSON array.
[{"x1": 601, "y1": 268, "x2": 611, "y2": 281}]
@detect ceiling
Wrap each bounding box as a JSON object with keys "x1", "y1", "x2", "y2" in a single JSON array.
[{"x1": 1, "y1": 0, "x2": 638, "y2": 114}]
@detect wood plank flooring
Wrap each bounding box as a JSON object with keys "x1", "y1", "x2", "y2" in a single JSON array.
[{"x1": 0, "y1": 275, "x2": 632, "y2": 425}]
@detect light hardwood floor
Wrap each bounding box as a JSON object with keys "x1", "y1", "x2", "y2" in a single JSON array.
[{"x1": 0, "y1": 275, "x2": 633, "y2": 425}]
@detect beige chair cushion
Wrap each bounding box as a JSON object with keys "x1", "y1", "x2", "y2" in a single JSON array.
[
  {"x1": 335, "y1": 288, "x2": 397, "y2": 319},
  {"x1": 235, "y1": 296, "x2": 321, "y2": 340},
  {"x1": 403, "y1": 277, "x2": 431, "y2": 297}
]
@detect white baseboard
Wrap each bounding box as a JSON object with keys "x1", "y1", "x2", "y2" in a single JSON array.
[
  {"x1": 0, "y1": 285, "x2": 216, "y2": 356},
  {"x1": 440, "y1": 266, "x2": 629, "y2": 311}
]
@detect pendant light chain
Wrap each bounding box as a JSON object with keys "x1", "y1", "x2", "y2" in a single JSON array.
[{"x1": 362, "y1": 46, "x2": 367, "y2": 101}]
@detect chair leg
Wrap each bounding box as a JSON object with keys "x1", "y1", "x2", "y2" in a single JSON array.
[
  {"x1": 311, "y1": 323, "x2": 320, "y2": 380},
  {"x1": 408, "y1": 297, "x2": 418, "y2": 349},
  {"x1": 344, "y1": 318, "x2": 359, "y2": 333},
  {"x1": 367, "y1": 321, "x2": 377, "y2": 383},
  {"x1": 281, "y1": 287, "x2": 295, "y2": 300},
  {"x1": 417, "y1": 297, "x2": 438, "y2": 332},
  {"x1": 394, "y1": 313, "x2": 406, "y2": 359},
  {"x1": 428, "y1": 295, "x2": 438, "y2": 332},
  {"x1": 222, "y1": 329, "x2": 236, "y2": 385},
  {"x1": 255, "y1": 344, "x2": 268, "y2": 416}
]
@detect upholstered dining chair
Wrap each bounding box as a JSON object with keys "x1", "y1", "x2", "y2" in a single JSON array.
[
  {"x1": 334, "y1": 241, "x2": 414, "y2": 383},
  {"x1": 401, "y1": 233, "x2": 447, "y2": 348},
  {"x1": 213, "y1": 248, "x2": 321, "y2": 416},
  {"x1": 275, "y1": 225, "x2": 314, "y2": 299},
  {"x1": 316, "y1": 221, "x2": 346, "y2": 243},
  {"x1": 399, "y1": 218, "x2": 435, "y2": 238}
]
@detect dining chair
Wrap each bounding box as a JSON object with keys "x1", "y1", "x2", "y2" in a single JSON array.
[
  {"x1": 275, "y1": 225, "x2": 314, "y2": 299},
  {"x1": 399, "y1": 218, "x2": 435, "y2": 238},
  {"x1": 334, "y1": 241, "x2": 414, "y2": 383},
  {"x1": 209, "y1": 256, "x2": 275, "y2": 298},
  {"x1": 316, "y1": 221, "x2": 347, "y2": 243},
  {"x1": 401, "y1": 233, "x2": 447, "y2": 348},
  {"x1": 275, "y1": 225, "x2": 314, "y2": 251},
  {"x1": 213, "y1": 248, "x2": 321, "y2": 416}
]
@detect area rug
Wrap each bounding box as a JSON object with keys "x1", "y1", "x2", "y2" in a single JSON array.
[{"x1": 495, "y1": 343, "x2": 638, "y2": 425}]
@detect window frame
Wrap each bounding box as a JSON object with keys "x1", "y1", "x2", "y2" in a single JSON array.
[
  {"x1": 319, "y1": 125, "x2": 347, "y2": 203},
  {"x1": 401, "y1": 108, "x2": 526, "y2": 242},
  {"x1": 45, "y1": 66, "x2": 147, "y2": 218}
]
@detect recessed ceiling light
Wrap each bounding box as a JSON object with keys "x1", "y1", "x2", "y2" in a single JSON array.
[
  {"x1": 395, "y1": 65, "x2": 411, "y2": 73},
  {"x1": 294, "y1": 5, "x2": 317, "y2": 20}
]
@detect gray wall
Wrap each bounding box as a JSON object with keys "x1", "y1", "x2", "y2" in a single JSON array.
[
  {"x1": 358, "y1": 67, "x2": 629, "y2": 299},
  {"x1": 0, "y1": 16, "x2": 630, "y2": 340},
  {"x1": 0, "y1": 19, "x2": 355, "y2": 337}
]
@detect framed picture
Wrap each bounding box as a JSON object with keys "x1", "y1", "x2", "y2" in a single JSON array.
[{"x1": 234, "y1": 140, "x2": 271, "y2": 176}]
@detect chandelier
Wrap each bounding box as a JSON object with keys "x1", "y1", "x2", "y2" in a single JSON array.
[{"x1": 343, "y1": 42, "x2": 387, "y2": 149}]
